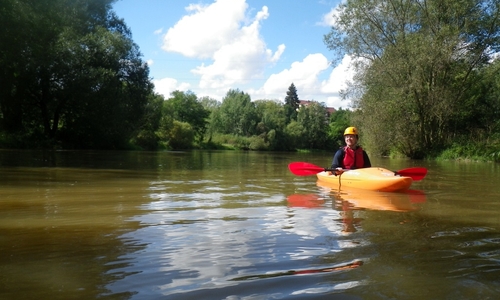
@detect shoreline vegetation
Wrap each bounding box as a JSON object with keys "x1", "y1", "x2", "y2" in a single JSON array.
[
  {"x1": 2, "y1": 134, "x2": 497, "y2": 164},
  {"x1": 1, "y1": 0, "x2": 499, "y2": 164}
]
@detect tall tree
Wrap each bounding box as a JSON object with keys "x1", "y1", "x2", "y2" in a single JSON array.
[
  {"x1": 297, "y1": 102, "x2": 329, "y2": 149},
  {"x1": 0, "y1": 0, "x2": 153, "y2": 149},
  {"x1": 163, "y1": 90, "x2": 209, "y2": 143},
  {"x1": 199, "y1": 96, "x2": 220, "y2": 143},
  {"x1": 254, "y1": 100, "x2": 287, "y2": 150},
  {"x1": 327, "y1": 108, "x2": 351, "y2": 148},
  {"x1": 284, "y1": 83, "x2": 300, "y2": 123},
  {"x1": 324, "y1": 0, "x2": 500, "y2": 158},
  {"x1": 132, "y1": 93, "x2": 165, "y2": 150},
  {"x1": 212, "y1": 89, "x2": 257, "y2": 136}
]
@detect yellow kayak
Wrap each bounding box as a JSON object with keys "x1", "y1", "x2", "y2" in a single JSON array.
[{"x1": 316, "y1": 167, "x2": 413, "y2": 192}]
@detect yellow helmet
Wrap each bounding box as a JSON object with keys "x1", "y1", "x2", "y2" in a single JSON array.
[{"x1": 344, "y1": 126, "x2": 358, "y2": 136}]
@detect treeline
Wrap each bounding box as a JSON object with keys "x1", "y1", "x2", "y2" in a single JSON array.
[
  {"x1": 137, "y1": 86, "x2": 351, "y2": 152},
  {"x1": 0, "y1": 0, "x2": 348, "y2": 152},
  {"x1": 2, "y1": 0, "x2": 500, "y2": 162},
  {"x1": 0, "y1": 0, "x2": 153, "y2": 149}
]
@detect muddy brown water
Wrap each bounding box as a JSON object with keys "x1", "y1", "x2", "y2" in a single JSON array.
[{"x1": 1, "y1": 150, "x2": 499, "y2": 299}]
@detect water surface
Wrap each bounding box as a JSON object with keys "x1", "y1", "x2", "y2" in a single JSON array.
[{"x1": 1, "y1": 150, "x2": 499, "y2": 299}]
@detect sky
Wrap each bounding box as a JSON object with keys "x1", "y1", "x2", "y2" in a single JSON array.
[{"x1": 112, "y1": 0, "x2": 353, "y2": 109}]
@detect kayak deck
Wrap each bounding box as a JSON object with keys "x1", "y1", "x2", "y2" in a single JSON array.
[{"x1": 316, "y1": 167, "x2": 413, "y2": 192}]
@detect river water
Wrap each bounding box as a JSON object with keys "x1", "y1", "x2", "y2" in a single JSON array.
[{"x1": 0, "y1": 150, "x2": 499, "y2": 299}]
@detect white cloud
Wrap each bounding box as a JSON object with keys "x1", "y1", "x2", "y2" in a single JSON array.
[
  {"x1": 146, "y1": 59, "x2": 154, "y2": 66},
  {"x1": 319, "y1": 55, "x2": 356, "y2": 109},
  {"x1": 247, "y1": 54, "x2": 355, "y2": 109},
  {"x1": 192, "y1": 6, "x2": 284, "y2": 89},
  {"x1": 162, "y1": 0, "x2": 248, "y2": 59},
  {"x1": 249, "y1": 53, "x2": 329, "y2": 99},
  {"x1": 318, "y1": 8, "x2": 338, "y2": 27},
  {"x1": 490, "y1": 51, "x2": 500, "y2": 62},
  {"x1": 153, "y1": 53, "x2": 355, "y2": 109},
  {"x1": 321, "y1": 55, "x2": 354, "y2": 93},
  {"x1": 154, "y1": 0, "x2": 353, "y2": 109},
  {"x1": 152, "y1": 78, "x2": 190, "y2": 98},
  {"x1": 161, "y1": 0, "x2": 283, "y2": 92}
]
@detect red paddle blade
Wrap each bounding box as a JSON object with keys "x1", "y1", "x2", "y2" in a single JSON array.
[
  {"x1": 396, "y1": 167, "x2": 427, "y2": 181},
  {"x1": 288, "y1": 162, "x2": 325, "y2": 176}
]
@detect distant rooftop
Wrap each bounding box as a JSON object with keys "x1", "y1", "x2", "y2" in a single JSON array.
[{"x1": 299, "y1": 100, "x2": 336, "y2": 115}]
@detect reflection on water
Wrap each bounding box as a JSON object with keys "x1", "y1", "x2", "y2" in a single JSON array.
[
  {"x1": 1, "y1": 150, "x2": 500, "y2": 299},
  {"x1": 230, "y1": 260, "x2": 364, "y2": 281},
  {"x1": 288, "y1": 185, "x2": 427, "y2": 233}
]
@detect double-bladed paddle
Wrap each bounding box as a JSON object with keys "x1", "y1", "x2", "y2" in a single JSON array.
[{"x1": 288, "y1": 162, "x2": 427, "y2": 181}]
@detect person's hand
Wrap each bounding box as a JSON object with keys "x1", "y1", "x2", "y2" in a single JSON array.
[{"x1": 335, "y1": 168, "x2": 344, "y2": 176}]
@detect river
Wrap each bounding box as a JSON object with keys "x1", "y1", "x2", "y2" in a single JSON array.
[{"x1": 0, "y1": 150, "x2": 499, "y2": 299}]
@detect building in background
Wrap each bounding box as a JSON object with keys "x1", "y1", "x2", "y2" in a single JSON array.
[{"x1": 299, "y1": 100, "x2": 336, "y2": 119}]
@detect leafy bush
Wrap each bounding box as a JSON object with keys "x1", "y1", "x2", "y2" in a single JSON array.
[
  {"x1": 248, "y1": 136, "x2": 269, "y2": 150},
  {"x1": 167, "y1": 121, "x2": 195, "y2": 149}
]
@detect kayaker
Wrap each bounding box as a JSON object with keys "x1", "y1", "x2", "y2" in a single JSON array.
[{"x1": 330, "y1": 126, "x2": 371, "y2": 172}]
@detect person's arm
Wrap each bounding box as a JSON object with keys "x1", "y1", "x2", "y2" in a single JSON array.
[
  {"x1": 363, "y1": 151, "x2": 371, "y2": 168},
  {"x1": 331, "y1": 149, "x2": 344, "y2": 169}
]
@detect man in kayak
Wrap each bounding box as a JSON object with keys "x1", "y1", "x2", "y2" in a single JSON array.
[{"x1": 330, "y1": 126, "x2": 371, "y2": 172}]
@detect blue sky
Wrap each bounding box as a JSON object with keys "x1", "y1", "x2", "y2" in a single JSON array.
[{"x1": 112, "y1": 0, "x2": 353, "y2": 109}]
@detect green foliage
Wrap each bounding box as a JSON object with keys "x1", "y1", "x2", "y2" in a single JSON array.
[
  {"x1": 209, "y1": 134, "x2": 250, "y2": 150},
  {"x1": 130, "y1": 93, "x2": 165, "y2": 150},
  {"x1": 254, "y1": 100, "x2": 286, "y2": 133},
  {"x1": 436, "y1": 142, "x2": 494, "y2": 162},
  {"x1": 254, "y1": 100, "x2": 287, "y2": 150},
  {"x1": 165, "y1": 121, "x2": 195, "y2": 149},
  {"x1": 199, "y1": 96, "x2": 221, "y2": 112},
  {"x1": 266, "y1": 129, "x2": 277, "y2": 149},
  {"x1": 248, "y1": 136, "x2": 269, "y2": 150},
  {"x1": 327, "y1": 108, "x2": 351, "y2": 148},
  {"x1": 211, "y1": 89, "x2": 257, "y2": 136},
  {"x1": 198, "y1": 96, "x2": 221, "y2": 143},
  {"x1": 0, "y1": 0, "x2": 153, "y2": 149},
  {"x1": 324, "y1": 0, "x2": 500, "y2": 159},
  {"x1": 284, "y1": 121, "x2": 305, "y2": 149},
  {"x1": 164, "y1": 90, "x2": 209, "y2": 143},
  {"x1": 296, "y1": 102, "x2": 329, "y2": 149},
  {"x1": 4, "y1": 0, "x2": 500, "y2": 159},
  {"x1": 284, "y1": 83, "x2": 300, "y2": 122}
]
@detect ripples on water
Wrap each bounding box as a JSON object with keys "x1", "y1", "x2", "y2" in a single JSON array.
[
  {"x1": 103, "y1": 158, "x2": 500, "y2": 299},
  {"x1": 1, "y1": 151, "x2": 500, "y2": 299},
  {"x1": 103, "y1": 175, "x2": 372, "y2": 299}
]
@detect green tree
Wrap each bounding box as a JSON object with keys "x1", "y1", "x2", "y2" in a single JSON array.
[
  {"x1": 284, "y1": 121, "x2": 305, "y2": 149},
  {"x1": 212, "y1": 89, "x2": 257, "y2": 136},
  {"x1": 59, "y1": 26, "x2": 153, "y2": 149},
  {"x1": 254, "y1": 100, "x2": 287, "y2": 150},
  {"x1": 131, "y1": 93, "x2": 165, "y2": 150},
  {"x1": 324, "y1": 0, "x2": 500, "y2": 158},
  {"x1": 199, "y1": 96, "x2": 220, "y2": 112},
  {"x1": 0, "y1": 0, "x2": 153, "y2": 149},
  {"x1": 297, "y1": 102, "x2": 328, "y2": 149},
  {"x1": 167, "y1": 120, "x2": 195, "y2": 149},
  {"x1": 164, "y1": 90, "x2": 209, "y2": 143},
  {"x1": 284, "y1": 83, "x2": 300, "y2": 123},
  {"x1": 327, "y1": 108, "x2": 351, "y2": 148},
  {"x1": 199, "y1": 96, "x2": 221, "y2": 143}
]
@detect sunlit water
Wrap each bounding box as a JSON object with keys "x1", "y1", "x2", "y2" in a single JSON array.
[{"x1": 1, "y1": 150, "x2": 499, "y2": 299}]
